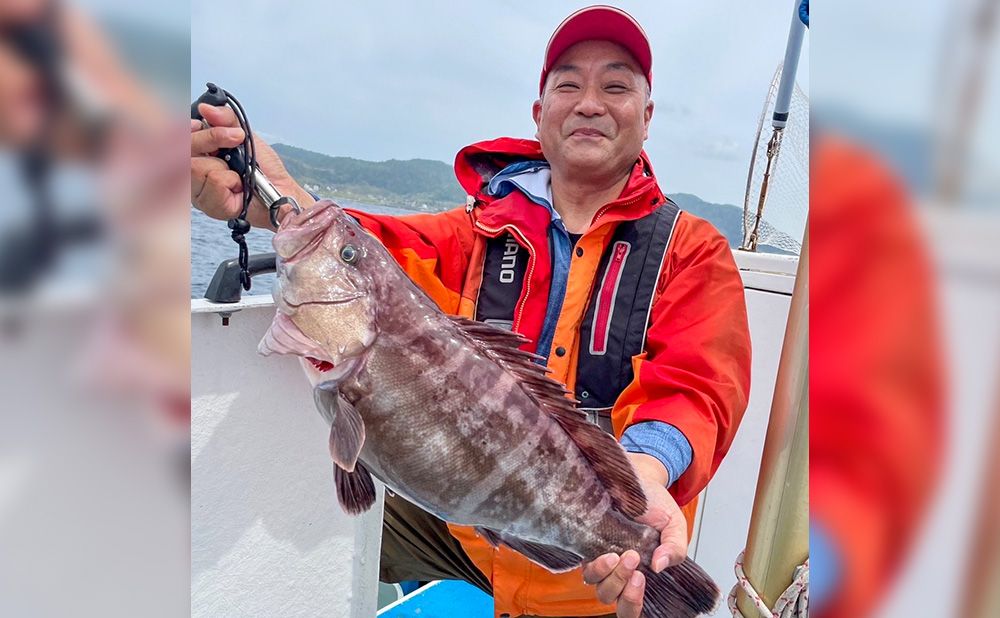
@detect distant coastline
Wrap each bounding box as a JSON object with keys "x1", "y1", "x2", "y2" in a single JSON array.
[{"x1": 191, "y1": 145, "x2": 799, "y2": 298}]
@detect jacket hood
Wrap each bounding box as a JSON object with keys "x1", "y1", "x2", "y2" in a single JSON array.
[
  {"x1": 454, "y1": 138, "x2": 547, "y2": 197},
  {"x1": 454, "y1": 138, "x2": 664, "y2": 224}
]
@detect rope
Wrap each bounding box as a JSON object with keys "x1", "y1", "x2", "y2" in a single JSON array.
[{"x1": 726, "y1": 550, "x2": 809, "y2": 618}]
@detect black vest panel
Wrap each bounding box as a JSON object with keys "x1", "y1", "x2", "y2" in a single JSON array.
[
  {"x1": 476, "y1": 233, "x2": 529, "y2": 331},
  {"x1": 472, "y1": 201, "x2": 680, "y2": 432},
  {"x1": 575, "y1": 200, "x2": 680, "y2": 415}
]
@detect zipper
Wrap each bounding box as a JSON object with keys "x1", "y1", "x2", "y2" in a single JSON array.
[
  {"x1": 473, "y1": 187, "x2": 655, "y2": 340},
  {"x1": 591, "y1": 192, "x2": 647, "y2": 228},
  {"x1": 474, "y1": 220, "x2": 536, "y2": 335}
]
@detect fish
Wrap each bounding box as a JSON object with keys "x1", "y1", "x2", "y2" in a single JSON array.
[{"x1": 258, "y1": 199, "x2": 720, "y2": 618}]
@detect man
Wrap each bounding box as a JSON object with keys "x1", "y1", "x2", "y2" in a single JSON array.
[{"x1": 191, "y1": 6, "x2": 750, "y2": 617}]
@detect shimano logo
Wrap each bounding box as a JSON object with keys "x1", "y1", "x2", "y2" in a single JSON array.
[{"x1": 499, "y1": 236, "x2": 519, "y2": 284}]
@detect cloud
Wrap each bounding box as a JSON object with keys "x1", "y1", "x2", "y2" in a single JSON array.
[
  {"x1": 690, "y1": 137, "x2": 742, "y2": 162},
  {"x1": 653, "y1": 101, "x2": 693, "y2": 118},
  {"x1": 192, "y1": 0, "x2": 808, "y2": 206}
]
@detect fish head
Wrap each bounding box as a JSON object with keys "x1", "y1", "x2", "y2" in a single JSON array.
[{"x1": 258, "y1": 200, "x2": 381, "y2": 375}]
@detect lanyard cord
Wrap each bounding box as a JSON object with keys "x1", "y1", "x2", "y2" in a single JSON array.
[{"x1": 219, "y1": 88, "x2": 256, "y2": 291}]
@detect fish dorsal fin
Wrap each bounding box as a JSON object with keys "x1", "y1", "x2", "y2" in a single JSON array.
[{"x1": 447, "y1": 316, "x2": 648, "y2": 518}]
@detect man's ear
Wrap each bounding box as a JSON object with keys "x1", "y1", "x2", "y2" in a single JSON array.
[
  {"x1": 532, "y1": 99, "x2": 542, "y2": 139},
  {"x1": 643, "y1": 99, "x2": 654, "y2": 141}
]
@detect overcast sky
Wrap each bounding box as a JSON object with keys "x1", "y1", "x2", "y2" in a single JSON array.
[{"x1": 191, "y1": 1, "x2": 810, "y2": 209}]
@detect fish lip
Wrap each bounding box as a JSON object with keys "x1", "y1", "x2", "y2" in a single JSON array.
[{"x1": 278, "y1": 294, "x2": 365, "y2": 311}]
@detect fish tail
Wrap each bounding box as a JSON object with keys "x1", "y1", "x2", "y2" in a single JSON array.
[{"x1": 639, "y1": 557, "x2": 720, "y2": 618}]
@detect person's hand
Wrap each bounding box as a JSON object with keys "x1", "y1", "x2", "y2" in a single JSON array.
[
  {"x1": 190, "y1": 102, "x2": 314, "y2": 229},
  {"x1": 582, "y1": 453, "x2": 688, "y2": 618},
  {"x1": 0, "y1": 0, "x2": 47, "y2": 147},
  {"x1": 1, "y1": 1, "x2": 168, "y2": 157}
]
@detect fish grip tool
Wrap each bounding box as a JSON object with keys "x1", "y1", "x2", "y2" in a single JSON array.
[{"x1": 192, "y1": 83, "x2": 300, "y2": 291}]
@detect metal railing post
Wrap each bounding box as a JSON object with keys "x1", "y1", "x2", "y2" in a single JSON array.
[{"x1": 736, "y1": 221, "x2": 810, "y2": 615}]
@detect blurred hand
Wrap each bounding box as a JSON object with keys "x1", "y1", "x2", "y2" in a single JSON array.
[
  {"x1": 0, "y1": 0, "x2": 46, "y2": 147},
  {"x1": 582, "y1": 453, "x2": 688, "y2": 618},
  {"x1": 190, "y1": 102, "x2": 314, "y2": 230}
]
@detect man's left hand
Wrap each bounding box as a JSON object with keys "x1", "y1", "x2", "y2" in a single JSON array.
[{"x1": 581, "y1": 453, "x2": 688, "y2": 618}]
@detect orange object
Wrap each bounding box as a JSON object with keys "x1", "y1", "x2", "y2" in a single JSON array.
[
  {"x1": 349, "y1": 137, "x2": 751, "y2": 617},
  {"x1": 810, "y1": 136, "x2": 945, "y2": 618}
]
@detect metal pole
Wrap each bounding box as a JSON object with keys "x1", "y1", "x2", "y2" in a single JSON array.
[
  {"x1": 739, "y1": 0, "x2": 806, "y2": 251},
  {"x1": 959, "y1": 389, "x2": 1000, "y2": 618},
  {"x1": 934, "y1": 0, "x2": 997, "y2": 204},
  {"x1": 772, "y1": 0, "x2": 806, "y2": 130},
  {"x1": 736, "y1": 222, "x2": 810, "y2": 615}
]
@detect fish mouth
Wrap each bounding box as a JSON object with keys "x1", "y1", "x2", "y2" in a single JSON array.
[
  {"x1": 257, "y1": 311, "x2": 329, "y2": 359},
  {"x1": 306, "y1": 357, "x2": 336, "y2": 372},
  {"x1": 272, "y1": 264, "x2": 367, "y2": 314},
  {"x1": 278, "y1": 295, "x2": 365, "y2": 313},
  {"x1": 259, "y1": 299, "x2": 377, "y2": 377}
]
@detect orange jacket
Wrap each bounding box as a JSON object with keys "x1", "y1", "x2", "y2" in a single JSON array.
[
  {"x1": 810, "y1": 137, "x2": 944, "y2": 618},
  {"x1": 350, "y1": 138, "x2": 751, "y2": 617}
]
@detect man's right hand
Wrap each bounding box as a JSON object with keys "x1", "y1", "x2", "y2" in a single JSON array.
[
  {"x1": 190, "y1": 102, "x2": 314, "y2": 230},
  {"x1": 0, "y1": 0, "x2": 46, "y2": 148}
]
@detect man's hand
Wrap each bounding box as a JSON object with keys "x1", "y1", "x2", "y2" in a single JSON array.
[
  {"x1": 582, "y1": 453, "x2": 688, "y2": 618},
  {"x1": 190, "y1": 102, "x2": 314, "y2": 230},
  {"x1": 0, "y1": 0, "x2": 46, "y2": 147}
]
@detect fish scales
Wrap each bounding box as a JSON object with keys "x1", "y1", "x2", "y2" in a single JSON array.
[
  {"x1": 260, "y1": 201, "x2": 722, "y2": 617},
  {"x1": 347, "y1": 325, "x2": 611, "y2": 540}
]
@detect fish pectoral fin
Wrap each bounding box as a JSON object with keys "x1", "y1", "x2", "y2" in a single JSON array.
[
  {"x1": 478, "y1": 529, "x2": 583, "y2": 573},
  {"x1": 334, "y1": 460, "x2": 377, "y2": 515},
  {"x1": 328, "y1": 398, "x2": 366, "y2": 472},
  {"x1": 313, "y1": 382, "x2": 342, "y2": 426},
  {"x1": 314, "y1": 385, "x2": 366, "y2": 472}
]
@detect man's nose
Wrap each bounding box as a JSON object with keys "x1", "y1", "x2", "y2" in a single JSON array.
[{"x1": 573, "y1": 84, "x2": 606, "y2": 117}]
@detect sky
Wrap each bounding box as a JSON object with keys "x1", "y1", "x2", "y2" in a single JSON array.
[
  {"x1": 813, "y1": 0, "x2": 999, "y2": 204},
  {"x1": 190, "y1": 1, "x2": 811, "y2": 210}
]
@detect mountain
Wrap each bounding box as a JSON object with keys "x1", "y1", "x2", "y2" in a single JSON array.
[
  {"x1": 274, "y1": 144, "x2": 799, "y2": 254},
  {"x1": 668, "y1": 193, "x2": 798, "y2": 255},
  {"x1": 273, "y1": 144, "x2": 464, "y2": 210}
]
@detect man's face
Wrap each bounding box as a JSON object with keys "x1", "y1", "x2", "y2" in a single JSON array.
[{"x1": 533, "y1": 40, "x2": 653, "y2": 184}]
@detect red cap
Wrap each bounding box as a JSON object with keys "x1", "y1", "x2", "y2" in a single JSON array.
[{"x1": 539, "y1": 5, "x2": 652, "y2": 95}]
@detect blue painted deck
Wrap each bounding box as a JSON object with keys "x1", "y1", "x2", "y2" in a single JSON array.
[{"x1": 377, "y1": 580, "x2": 493, "y2": 618}]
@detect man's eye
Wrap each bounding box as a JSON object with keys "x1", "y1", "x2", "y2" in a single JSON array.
[
  {"x1": 605, "y1": 84, "x2": 628, "y2": 93},
  {"x1": 556, "y1": 82, "x2": 580, "y2": 91}
]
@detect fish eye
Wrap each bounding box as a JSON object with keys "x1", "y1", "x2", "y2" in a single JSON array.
[{"x1": 340, "y1": 244, "x2": 360, "y2": 264}]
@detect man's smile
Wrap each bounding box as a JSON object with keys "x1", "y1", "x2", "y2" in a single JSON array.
[{"x1": 569, "y1": 127, "x2": 607, "y2": 138}]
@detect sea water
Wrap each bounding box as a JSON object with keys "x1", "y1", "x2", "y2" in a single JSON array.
[{"x1": 191, "y1": 200, "x2": 418, "y2": 299}]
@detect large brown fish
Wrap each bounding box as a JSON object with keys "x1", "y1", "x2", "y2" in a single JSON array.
[{"x1": 259, "y1": 200, "x2": 720, "y2": 617}]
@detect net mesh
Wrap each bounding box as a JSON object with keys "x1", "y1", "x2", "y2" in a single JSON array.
[{"x1": 741, "y1": 65, "x2": 809, "y2": 255}]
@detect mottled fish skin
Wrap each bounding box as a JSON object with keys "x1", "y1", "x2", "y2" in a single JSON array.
[
  {"x1": 342, "y1": 292, "x2": 654, "y2": 559},
  {"x1": 266, "y1": 200, "x2": 658, "y2": 563}
]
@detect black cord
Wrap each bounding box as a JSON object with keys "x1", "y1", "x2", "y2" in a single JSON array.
[{"x1": 220, "y1": 88, "x2": 256, "y2": 291}]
